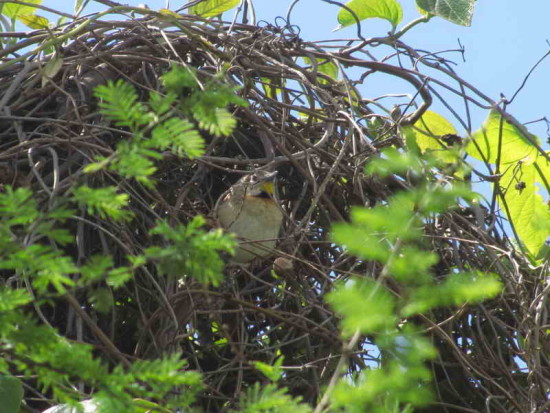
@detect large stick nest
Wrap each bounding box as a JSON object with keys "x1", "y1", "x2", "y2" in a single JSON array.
[{"x1": 0, "y1": 11, "x2": 547, "y2": 412}]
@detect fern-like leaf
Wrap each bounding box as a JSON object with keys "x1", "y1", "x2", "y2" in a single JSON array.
[
  {"x1": 94, "y1": 80, "x2": 148, "y2": 129},
  {"x1": 151, "y1": 117, "x2": 205, "y2": 158}
]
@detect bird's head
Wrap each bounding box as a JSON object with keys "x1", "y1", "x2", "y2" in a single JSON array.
[{"x1": 241, "y1": 170, "x2": 278, "y2": 199}]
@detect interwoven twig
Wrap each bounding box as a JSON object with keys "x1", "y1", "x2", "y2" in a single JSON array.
[{"x1": 0, "y1": 10, "x2": 547, "y2": 412}]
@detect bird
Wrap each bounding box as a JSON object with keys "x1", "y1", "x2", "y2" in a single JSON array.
[{"x1": 215, "y1": 170, "x2": 283, "y2": 264}]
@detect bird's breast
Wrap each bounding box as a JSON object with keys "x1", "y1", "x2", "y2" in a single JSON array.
[{"x1": 216, "y1": 195, "x2": 283, "y2": 263}]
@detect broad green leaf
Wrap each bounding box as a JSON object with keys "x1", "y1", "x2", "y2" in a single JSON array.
[
  {"x1": 260, "y1": 77, "x2": 281, "y2": 99},
  {"x1": 499, "y1": 161, "x2": 549, "y2": 256},
  {"x1": 416, "y1": 0, "x2": 475, "y2": 26},
  {"x1": 2, "y1": 0, "x2": 41, "y2": 19},
  {"x1": 190, "y1": 0, "x2": 240, "y2": 18},
  {"x1": 466, "y1": 110, "x2": 539, "y2": 165},
  {"x1": 19, "y1": 13, "x2": 49, "y2": 29},
  {"x1": 412, "y1": 110, "x2": 458, "y2": 152},
  {"x1": 416, "y1": 3, "x2": 429, "y2": 15},
  {"x1": 534, "y1": 154, "x2": 550, "y2": 190},
  {"x1": 303, "y1": 56, "x2": 339, "y2": 85},
  {"x1": 337, "y1": 0, "x2": 403, "y2": 29},
  {"x1": 0, "y1": 375, "x2": 23, "y2": 413}
]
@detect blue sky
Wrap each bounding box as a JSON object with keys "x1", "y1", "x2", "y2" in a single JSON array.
[
  {"x1": 34, "y1": 0, "x2": 549, "y2": 164},
  {"x1": 42, "y1": 0, "x2": 550, "y2": 144}
]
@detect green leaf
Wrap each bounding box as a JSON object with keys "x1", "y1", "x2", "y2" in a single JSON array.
[
  {"x1": 94, "y1": 80, "x2": 148, "y2": 129},
  {"x1": 303, "y1": 56, "x2": 339, "y2": 85},
  {"x1": 0, "y1": 375, "x2": 23, "y2": 413},
  {"x1": 413, "y1": 184, "x2": 476, "y2": 214},
  {"x1": 190, "y1": 0, "x2": 240, "y2": 18},
  {"x1": 412, "y1": 110, "x2": 458, "y2": 152},
  {"x1": 238, "y1": 382, "x2": 312, "y2": 413},
  {"x1": 161, "y1": 65, "x2": 198, "y2": 92},
  {"x1": 254, "y1": 357, "x2": 284, "y2": 382},
  {"x1": 337, "y1": 0, "x2": 403, "y2": 30},
  {"x1": 0, "y1": 186, "x2": 39, "y2": 225},
  {"x1": 35, "y1": 222, "x2": 74, "y2": 245},
  {"x1": 196, "y1": 107, "x2": 237, "y2": 137},
  {"x1": 499, "y1": 161, "x2": 549, "y2": 256},
  {"x1": 72, "y1": 186, "x2": 132, "y2": 221},
  {"x1": 106, "y1": 266, "x2": 133, "y2": 288},
  {"x1": 387, "y1": 246, "x2": 437, "y2": 283},
  {"x1": 416, "y1": 0, "x2": 475, "y2": 26},
  {"x1": 112, "y1": 141, "x2": 158, "y2": 183},
  {"x1": 148, "y1": 91, "x2": 177, "y2": 116},
  {"x1": 32, "y1": 252, "x2": 77, "y2": 293},
  {"x1": 331, "y1": 222, "x2": 390, "y2": 262},
  {"x1": 366, "y1": 147, "x2": 424, "y2": 177},
  {"x1": 80, "y1": 255, "x2": 114, "y2": 284},
  {"x1": 444, "y1": 272, "x2": 503, "y2": 303},
  {"x1": 534, "y1": 154, "x2": 550, "y2": 190},
  {"x1": 331, "y1": 200, "x2": 424, "y2": 263},
  {"x1": 19, "y1": 13, "x2": 49, "y2": 29},
  {"x1": 332, "y1": 346, "x2": 434, "y2": 410},
  {"x1": 466, "y1": 110, "x2": 539, "y2": 165},
  {"x1": 403, "y1": 272, "x2": 502, "y2": 315},
  {"x1": 351, "y1": 203, "x2": 422, "y2": 240},
  {"x1": 146, "y1": 217, "x2": 236, "y2": 286},
  {"x1": 151, "y1": 117, "x2": 204, "y2": 158},
  {"x1": 0, "y1": 288, "x2": 32, "y2": 311},
  {"x1": 260, "y1": 77, "x2": 281, "y2": 99},
  {"x1": 327, "y1": 279, "x2": 396, "y2": 335},
  {"x1": 2, "y1": 0, "x2": 41, "y2": 19}
]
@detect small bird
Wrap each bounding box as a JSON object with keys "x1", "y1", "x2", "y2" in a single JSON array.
[{"x1": 215, "y1": 170, "x2": 283, "y2": 263}]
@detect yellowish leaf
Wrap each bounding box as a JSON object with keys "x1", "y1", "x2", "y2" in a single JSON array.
[
  {"x1": 19, "y1": 14, "x2": 49, "y2": 29},
  {"x1": 190, "y1": 0, "x2": 240, "y2": 18}
]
